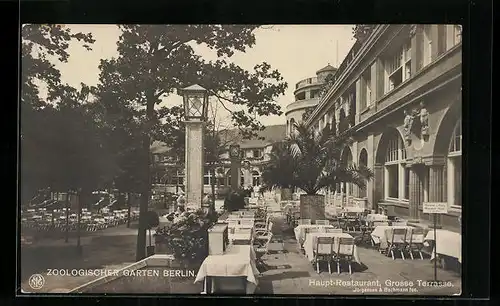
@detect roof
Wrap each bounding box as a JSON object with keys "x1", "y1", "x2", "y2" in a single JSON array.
[
  {"x1": 316, "y1": 64, "x2": 337, "y2": 74},
  {"x1": 180, "y1": 84, "x2": 206, "y2": 92},
  {"x1": 230, "y1": 124, "x2": 286, "y2": 149},
  {"x1": 150, "y1": 124, "x2": 286, "y2": 153}
]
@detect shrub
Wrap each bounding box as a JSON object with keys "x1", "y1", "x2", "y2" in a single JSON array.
[
  {"x1": 223, "y1": 191, "x2": 245, "y2": 212},
  {"x1": 154, "y1": 209, "x2": 218, "y2": 264}
]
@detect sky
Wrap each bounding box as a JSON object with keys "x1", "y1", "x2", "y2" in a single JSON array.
[{"x1": 52, "y1": 24, "x2": 356, "y2": 127}]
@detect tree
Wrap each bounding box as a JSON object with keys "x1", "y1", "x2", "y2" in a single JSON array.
[
  {"x1": 262, "y1": 122, "x2": 373, "y2": 195},
  {"x1": 21, "y1": 24, "x2": 95, "y2": 202},
  {"x1": 331, "y1": 113, "x2": 337, "y2": 136},
  {"x1": 95, "y1": 25, "x2": 288, "y2": 260},
  {"x1": 302, "y1": 107, "x2": 315, "y2": 122},
  {"x1": 348, "y1": 98, "x2": 356, "y2": 127}
]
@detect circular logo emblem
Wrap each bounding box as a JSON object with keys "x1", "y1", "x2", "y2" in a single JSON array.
[{"x1": 28, "y1": 274, "x2": 45, "y2": 290}]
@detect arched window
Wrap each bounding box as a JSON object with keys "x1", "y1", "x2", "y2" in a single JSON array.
[
  {"x1": 384, "y1": 130, "x2": 408, "y2": 200},
  {"x1": 341, "y1": 147, "x2": 354, "y2": 196},
  {"x1": 252, "y1": 170, "x2": 261, "y2": 187},
  {"x1": 447, "y1": 119, "x2": 462, "y2": 207},
  {"x1": 359, "y1": 149, "x2": 368, "y2": 198}
]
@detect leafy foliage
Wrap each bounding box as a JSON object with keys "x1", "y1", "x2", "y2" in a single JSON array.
[
  {"x1": 262, "y1": 122, "x2": 373, "y2": 195},
  {"x1": 223, "y1": 190, "x2": 246, "y2": 212},
  {"x1": 154, "y1": 209, "x2": 218, "y2": 263}
]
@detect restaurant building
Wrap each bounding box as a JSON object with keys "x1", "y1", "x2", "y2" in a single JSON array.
[
  {"x1": 304, "y1": 24, "x2": 462, "y2": 230},
  {"x1": 150, "y1": 125, "x2": 286, "y2": 197}
]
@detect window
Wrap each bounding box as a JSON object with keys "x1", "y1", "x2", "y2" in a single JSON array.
[
  {"x1": 423, "y1": 25, "x2": 433, "y2": 66},
  {"x1": 295, "y1": 92, "x2": 306, "y2": 100},
  {"x1": 359, "y1": 149, "x2": 368, "y2": 198},
  {"x1": 289, "y1": 118, "x2": 296, "y2": 135},
  {"x1": 204, "y1": 170, "x2": 212, "y2": 186},
  {"x1": 252, "y1": 171, "x2": 260, "y2": 186},
  {"x1": 217, "y1": 178, "x2": 225, "y2": 186},
  {"x1": 445, "y1": 25, "x2": 462, "y2": 51},
  {"x1": 365, "y1": 73, "x2": 372, "y2": 106},
  {"x1": 384, "y1": 42, "x2": 411, "y2": 93},
  {"x1": 447, "y1": 119, "x2": 462, "y2": 207},
  {"x1": 384, "y1": 130, "x2": 408, "y2": 200},
  {"x1": 404, "y1": 168, "x2": 410, "y2": 200},
  {"x1": 253, "y1": 150, "x2": 261, "y2": 158},
  {"x1": 310, "y1": 89, "x2": 320, "y2": 98}
]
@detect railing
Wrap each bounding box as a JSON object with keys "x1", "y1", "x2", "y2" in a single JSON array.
[{"x1": 295, "y1": 77, "x2": 320, "y2": 89}]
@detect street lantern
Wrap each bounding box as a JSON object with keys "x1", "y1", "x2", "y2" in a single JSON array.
[{"x1": 179, "y1": 84, "x2": 209, "y2": 121}]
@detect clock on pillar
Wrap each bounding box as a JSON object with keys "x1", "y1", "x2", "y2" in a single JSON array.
[{"x1": 229, "y1": 144, "x2": 241, "y2": 191}]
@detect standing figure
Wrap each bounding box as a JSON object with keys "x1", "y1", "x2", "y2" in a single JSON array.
[
  {"x1": 403, "y1": 110, "x2": 413, "y2": 143},
  {"x1": 419, "y1": 102, "x2": 429, "y2": 137}
]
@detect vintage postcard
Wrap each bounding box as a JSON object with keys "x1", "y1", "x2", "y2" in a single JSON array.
[{"x1": 19, "y1": 24, "x2": 462, "y2": 295}]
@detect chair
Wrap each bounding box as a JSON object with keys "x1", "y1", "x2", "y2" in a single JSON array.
[
  {"x1": 387, "y1": 228, "x2": 408, "y2": 260},
  {"x1": 255, "y1": 221, "x2": 273, "y2": 241},
  {"x1": 336, "y1": 237, "x2": 355, "y2": 274},
  {"x1": 325, "y1": 228, "x2": 342, "y2": 234},
  {"x1": 406, "y1": 227, "x2": 425, "y2": 260},
  {"x1": 313, "y1": 237, "x2": 335, "y2": 274},
  {"x1": 254, "y1": 233, "x2": 273, "y2": 273},
  {"x1": 315, "y1": 220, "x2": 330, "y2": 225},
  {"x1": 298, "y1": 219, "x2": 312, "y2": 225}
]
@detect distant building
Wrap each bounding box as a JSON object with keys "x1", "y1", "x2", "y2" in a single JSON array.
[
  {"x1": 285, "y1": 64, "x2": 338, "y2": 136},
  {"x1": 150, "y1": 125, "x2": 286, "y2": 196},
  {"x1": 305, "y1": 24, "x2": 462, "y2": 230}
]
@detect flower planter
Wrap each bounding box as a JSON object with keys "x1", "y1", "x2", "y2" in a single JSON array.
[
  {"x1": 299, "y1": 194, "x2": 325, "y2": 223},
  {"x1": 281, "y1": 188, "x2": 293, "y2": 201}
]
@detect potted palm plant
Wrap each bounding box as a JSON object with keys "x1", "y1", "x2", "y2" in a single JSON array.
[{"x1": 262, "y1": 122, "x2": 373, "y2": 223}]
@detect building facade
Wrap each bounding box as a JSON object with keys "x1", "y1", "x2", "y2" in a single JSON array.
[
  {"x1": 150, "y1": 125, "x2": 286, "y2": 197},
  {"x1": 286, "y1": 65, "x2": 338, "y2": 136},
  {"x1": 305, "y1": 24, "x2": 462, "y2": 230}
]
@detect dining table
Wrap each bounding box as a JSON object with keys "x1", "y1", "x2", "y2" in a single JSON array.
[
  {"x1": 294, "y1": 224, "x2": 335, "y2": 245},
  {"x1": 194, "y1": 244, "x2": 259, "y2": 294},
  {"x1": 302, "y1": 232, "x2": 361, "y2": 264},
  {"x1": 370, "y1": 225, "x2": 418, "y2": 249},
  {"x1": 424, "y1": 229, "x2": 462, "y2": 263}
]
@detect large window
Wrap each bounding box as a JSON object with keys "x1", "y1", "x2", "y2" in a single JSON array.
[
  {"x1": 447, "y1": 119, "x2": 462, "y2": 207},
  {"x1": 384, "y1": 130, "x2": 408, "y2": 200},
  {"x1": 253, "y1": 149, "x2": 262, "y2": 158},
  {"x1": 384, "y1": 42, "x2": 412, "y2": 94},
  {"x1": 423, "y1": 25, "x2": 433, "y2": 66},
  {"x1": 359, "y1": 149, "x2": 368, "y2": 198}
]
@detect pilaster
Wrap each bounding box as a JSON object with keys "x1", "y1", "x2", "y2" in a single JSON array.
[{"x1": 185, "y1": 121, "x2": 204, "y2": 210}]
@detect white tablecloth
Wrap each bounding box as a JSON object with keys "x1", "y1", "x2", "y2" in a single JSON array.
[
  {"x1": 303, "y1": 232, "x2": 361, "y2": 264},
  {"x1": 425, "y1": 229, "x2": 462, "y2": 263},
  {"x1": 370, "y1": 225, "x2": 416, "y2": 249},
  {"x1": 294, "y1": 224, "x2": 335, "y2": 245},
  {"x1": 341, "y1": 207, "x2": 365, "y2": 213},
  {"x1": 194, "y1": 245, "x2": 259, "y2": 294},
  {"x1": 365, "y1": 214, "x2": 388, "y2": 222}
]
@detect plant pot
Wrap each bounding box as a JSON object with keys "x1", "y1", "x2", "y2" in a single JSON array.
[
  {"x1": 300, "y1": 194, "x2": 325, "y2": 223},
  {"x1": 281, "y1": 188, "x2": 293, "y2": 201}
]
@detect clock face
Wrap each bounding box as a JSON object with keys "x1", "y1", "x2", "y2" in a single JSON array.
[{"x1": 230, "y1": 146, "x2": 239, "y2": 157}]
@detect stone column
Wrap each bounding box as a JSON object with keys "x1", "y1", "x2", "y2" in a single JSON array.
[
  {"x1": 428, "y1": 165, "x2": 445, "y2": 227},
  {"x1": 372, "y1": 164, "x2": 384, "y2": 212},
  {"x1": 408, "y1": 165, "x2": 423, "y2": 222},
  {"x1": 184, "y1": 121, "x2": 204, "y2": 210},
  {"x1": 410, "y1": 25, "x2": 424, "y2": 73},
  {"x1": 230, "y1": 145, "x2": 241, "y2": 192}
]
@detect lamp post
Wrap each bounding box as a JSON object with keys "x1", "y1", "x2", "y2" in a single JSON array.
[{"x1": 178, "y1": 84, "x2": 209, "y2": 211}]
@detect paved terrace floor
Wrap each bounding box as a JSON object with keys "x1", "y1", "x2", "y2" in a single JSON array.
[
  {"x1": 255, "y1": 214, "x2": 461, "y2": 295},
  {"x1": 20, "y1": 202, "x2": 461, "y2": 295}
]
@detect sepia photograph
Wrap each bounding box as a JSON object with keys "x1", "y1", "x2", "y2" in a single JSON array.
[{"x1": 19, "y1": 24, "x2": 462, "y2": 295}]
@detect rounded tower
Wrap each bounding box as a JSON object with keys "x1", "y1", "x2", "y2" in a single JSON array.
[{"x1": 285, "y1": 64, "x2": 338, "y2": 136}]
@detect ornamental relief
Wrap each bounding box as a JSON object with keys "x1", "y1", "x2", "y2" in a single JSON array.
[{"x1": 403, "y1": 101, "x2": 429, "y2": 147}]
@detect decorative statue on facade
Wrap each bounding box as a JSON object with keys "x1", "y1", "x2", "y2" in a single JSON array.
[
  {"x1": 409, "y1": 24, "x2": 417, "y2": 38},
  {"x1": 419, "y1": 102, "x2": 429, "y2": 138},
  {"x1": 403, "y1": 110, "x2": 414, "y2": 145}
]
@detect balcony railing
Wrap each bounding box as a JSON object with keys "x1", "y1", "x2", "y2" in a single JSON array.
[{"x1": 295, "y1": 77, "x2": 320, "y2": 89}]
